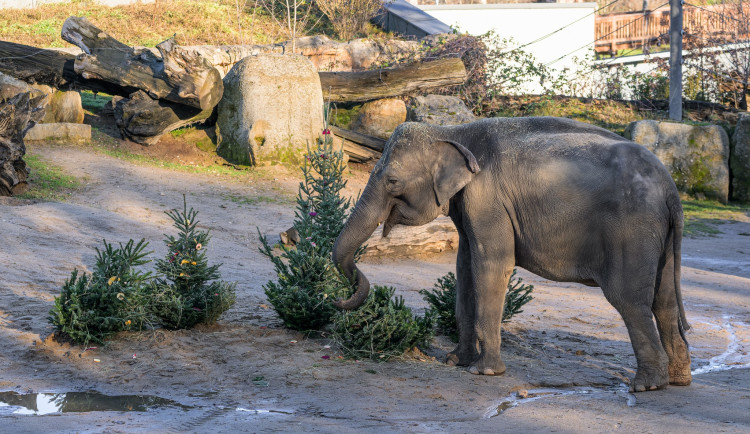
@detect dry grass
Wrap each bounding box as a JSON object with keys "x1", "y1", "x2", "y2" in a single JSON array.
[{"x1": 0, "y1": 0, "x2": 287, "y2": 48}]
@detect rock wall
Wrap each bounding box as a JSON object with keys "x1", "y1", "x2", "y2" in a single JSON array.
[
  {"x1": 625, "y1": 120, "x2": 730, "y2": 203},
  {"x1": 731, "y1": 114, "x2": 750, "y2": 203}
]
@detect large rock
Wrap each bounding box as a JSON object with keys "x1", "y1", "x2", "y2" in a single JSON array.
[
  {"x1": 24, "y1": 123, "x2": 91, "y2": 144},
  {"x1": 624, "y1": 120, "x2": 730, "y2": 202},
  {"x1": 216, "y1": 54, "x2": 325, "y2": 166},
  {"x1": 731, "y1": 114, "x2": 750, "y2": 202},
  {"x1": 43, "y1": 90, "x2": 85, "y2": 124},
  {"x1": 407, "y1": 95, "x2": 476, "y2": 126},
  {"x1": 350, "y1": 98, "x2": 406, "y2": 140}
]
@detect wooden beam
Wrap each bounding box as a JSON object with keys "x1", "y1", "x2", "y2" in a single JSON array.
[{"x1": 329, "y1": 125, "x2": 386, "y2": 152}]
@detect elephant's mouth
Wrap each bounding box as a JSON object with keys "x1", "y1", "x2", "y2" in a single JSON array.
[{"x1": 381, "y1": 200, "x2": 438, "y2": 238}]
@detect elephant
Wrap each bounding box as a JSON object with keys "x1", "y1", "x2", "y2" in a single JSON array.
[{"x1": 331, "y1": 117, "x2": 692, "y2": 393}]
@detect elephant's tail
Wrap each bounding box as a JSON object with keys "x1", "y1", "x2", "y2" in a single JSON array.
[{"x1": 669, "y1": 196, "x2": 691, "y2": 335}]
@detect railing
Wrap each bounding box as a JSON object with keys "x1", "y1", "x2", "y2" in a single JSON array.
[{"x1": 595, "y1": 3, "x2": 749, "y2": 54}]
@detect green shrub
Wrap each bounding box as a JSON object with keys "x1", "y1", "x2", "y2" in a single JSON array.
[
  {"x1": 49, "y1": 200, "x2": 236, "y2": 344},
  {"x1": 420, "y1": 269, "x2": 534, "y2": 341},
  {"x1": 149, "y1": 199, "x2": 236, "y2": 329},
  {"x1": 331, "y1": 286, "x2": 434, "y2": 360},
  {"x1": 418, "y1": 272, "x2": 458, "y2": 341},
  {"x1": 48, "y1": 239, "x2": 153, "y2": 345},
  {"x1": 259, "y1": 132, "x2": 356, "y2": 332}
]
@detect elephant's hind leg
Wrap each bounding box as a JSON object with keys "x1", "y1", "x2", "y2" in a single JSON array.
[
  {"x1": 601, "y1": 243, "x2": 669, "y2": 392},
  {"x1": 653, "y1": 234, "x2": 691, "y2": 386}
]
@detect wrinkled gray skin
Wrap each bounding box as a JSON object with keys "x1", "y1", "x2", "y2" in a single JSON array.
[{"x1": 332, "y1": 117, "x2": 692, "y2": 392}]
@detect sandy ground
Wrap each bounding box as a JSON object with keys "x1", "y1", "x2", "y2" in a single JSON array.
[{"x1": 1, "y1": 141, "x2": 749, "y2": 433}]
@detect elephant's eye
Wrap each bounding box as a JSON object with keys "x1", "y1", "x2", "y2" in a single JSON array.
[{"x1": 386, "y1": 178, "x2": 402, "y2": 194}]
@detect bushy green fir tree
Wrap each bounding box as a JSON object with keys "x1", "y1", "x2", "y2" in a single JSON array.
[
  {"x1": 150, "y1": 199, "x2": 236, "y2": 329},
  {"x1": 259, "y1": 132, "x2": 355, "y2": 332},
  {"x1": 420, "y1": 269, "x2": 534, "y2": 341},
  {"x1": 331, "y1": 286, "x2": 434, "y2": 360},
  {"x1": 48, "y1": 239, "x2": 152, "y2": 345}
]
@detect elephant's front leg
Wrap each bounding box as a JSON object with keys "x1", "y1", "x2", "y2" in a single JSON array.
[
  {"x1": 446, "y1": 231, "x2": 478, "y2": 367},
  {"x1": 468, "y1": 258, "x2": 514, "y2": 376}
]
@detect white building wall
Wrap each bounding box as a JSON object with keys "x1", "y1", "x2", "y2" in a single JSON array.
[{"x1": 420, "y1": 3, "x2": 597, "y2": 94}]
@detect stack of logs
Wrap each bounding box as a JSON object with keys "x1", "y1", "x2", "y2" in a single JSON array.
[{"x1": 0, "y1": 16, "x2": 468, "y2": 163}]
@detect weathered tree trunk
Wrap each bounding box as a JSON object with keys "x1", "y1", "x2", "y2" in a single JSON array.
[
  {"x1": 362, "y1": 216, "x2": 458, "y2": 259},
  {"x1": 61, "y1": 16, "x2": 223, "y2": 110},
  {"x1": 0, "y1": 40, "x2": 128, "y2": 95},
  {"x1": 112, "y1": 90, "x2": 212, "y2": 146},
  {"x1": 329, "y1": 125, "x2": 385, "y2": 152},
  {"x1": 0, "y1": 40, "x2": 75, "y2": 88},
  {"x1": 0, "y1": 92, "x2": 46, "y2": 196},
  {"x1": 319, "y1": 58, "x2": 467, "y2": 103}
]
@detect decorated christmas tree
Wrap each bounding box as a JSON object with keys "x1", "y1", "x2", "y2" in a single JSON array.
[
  {"x1": 259, "y1": 129, "x2": 356, "y2": 332},
  {"x1": 150, "y1": 198, "x2": 236, "y2": 329}
]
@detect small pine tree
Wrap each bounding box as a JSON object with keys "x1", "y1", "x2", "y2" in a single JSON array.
[
  {"x1": 331, "y1": 286, "x2": 434, "y2": 361},
  {"x1": 420, "y1": 269, "x2": 534, "y2": 341},
  {"x1": 418, "y1": 272, "x2": 458, "y2": 341},
  {"x1": 150, "y1": 199, "x2": 236, "y2": 329},
  {"x1": 49, "y1": 239, "x2": 152, "y2": 345},
  {"x1": 259, "y1": 132, "x2": 356, "y2": 332}
]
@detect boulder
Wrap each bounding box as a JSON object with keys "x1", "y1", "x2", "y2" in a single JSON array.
[
  {"x1": 42, "y1": 90, "x2": 85, "y2": 124},
  {"x1": 24, "y1": 86, "x2": 85, "y2": 124},
  {"x1": 24, "y1": 123, "x2": 91, "y2": 144},
  {"x1": 624, "y1": 120, "x2": 730, "y2": 203},
  {"x1": 407, "y1": 95, "x2": 476, "y2": 126},
  {"x1": 350, "y1": 98, "x2": 406, "y2": 140},
  {"x1": 216, "y1": 54, "x2": 325, "y2": 166},
  {"x1": 731, "y1": 114, "x2": 750, "y2": 202}
]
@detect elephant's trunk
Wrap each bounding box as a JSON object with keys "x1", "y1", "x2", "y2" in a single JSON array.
[{"x1": 332, "y1": 184, "x2": 387, "y2": 310}]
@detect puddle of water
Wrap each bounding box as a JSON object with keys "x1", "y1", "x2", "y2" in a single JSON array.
[
  {"x1": 0, "y1": 391, "x2": 191, "y2": 415},
  {"x1": 486, "y1": 385, "x2": 635, "y2": 418},
  {"x1": 692, "y1": 315, "x2": 750, "y2": 376}
]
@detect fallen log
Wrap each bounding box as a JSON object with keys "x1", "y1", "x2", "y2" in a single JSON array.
[
  {"x1": 0, "y1": 40, "x2": 75, "y2": 88},
  {"x1": 362, "y1": 216, "x2": 458, "y2": 259},
  {"x1": 0, "y1": 92, "x2": 46, "y2": 196},
  {"x1": 0, "y1": 40, "x2": 133, "y2": 96},
  {"x1": 341, "y1": 140, "x2": 381, "y2": 164},
  {"x1": 61, "y1": 16, "x2": 223, "y2": 110},
  {"x1": 113, "y1": 90, "x2": 213, "y2": 146},
  {"x1": 319, "y1": 58, "x2": 467, "y2": 103},
  {"x1": 329, "y1": 125, "x2": 385, "y2": 152}
]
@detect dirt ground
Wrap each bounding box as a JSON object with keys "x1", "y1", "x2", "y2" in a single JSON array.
[{"x1": 1, "y1": 140, "x2": 750, "y2": 433}]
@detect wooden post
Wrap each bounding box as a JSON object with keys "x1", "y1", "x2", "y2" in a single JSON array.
[{"x1": 669, "y1": 0, "x2": 683, "y2": 121}]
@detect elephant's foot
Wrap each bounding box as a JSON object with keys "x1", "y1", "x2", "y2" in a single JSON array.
[
  {"x1": 446, "y1": 346, "x2": 474, "y2": 367},
  {"x1": 668, "y1": 360, "x2": 692, "y2": 386},
  {"x1": 467, "y1": 358, "x2": 506, "y2": 376},
  {"x1": 630, "y1": 366, "x2": 669, "y2": 392}
]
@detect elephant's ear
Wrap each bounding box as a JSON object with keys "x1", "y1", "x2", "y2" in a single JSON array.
[{"x1": 432, "y1": 140, "x2": 480, "y2": 207}]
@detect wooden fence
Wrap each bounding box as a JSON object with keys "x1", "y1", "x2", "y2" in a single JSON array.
[{"x1": 595, "y1": 3, "x2": 749, "y2": 55}]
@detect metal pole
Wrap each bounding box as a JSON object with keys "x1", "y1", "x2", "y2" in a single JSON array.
[{"x1": 669, "y1": 0, "x2": 683, "y2": 121}]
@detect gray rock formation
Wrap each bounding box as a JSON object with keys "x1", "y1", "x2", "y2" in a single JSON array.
[
  {"x1": 350, "y1": 98, "x2": 406, "y2": 140},
  {"x1": 625, "y1": 120, "x2": 730, "y2": 202},
  {"x1": 216, "y1": 54, "x2": 325, "y2": 166},
  {"x1": 407, "y1": 95, "x2": 476, "y2": 126},
  {"x1": 731, "y1": 114, "x2": 750, "y2": 203}
]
